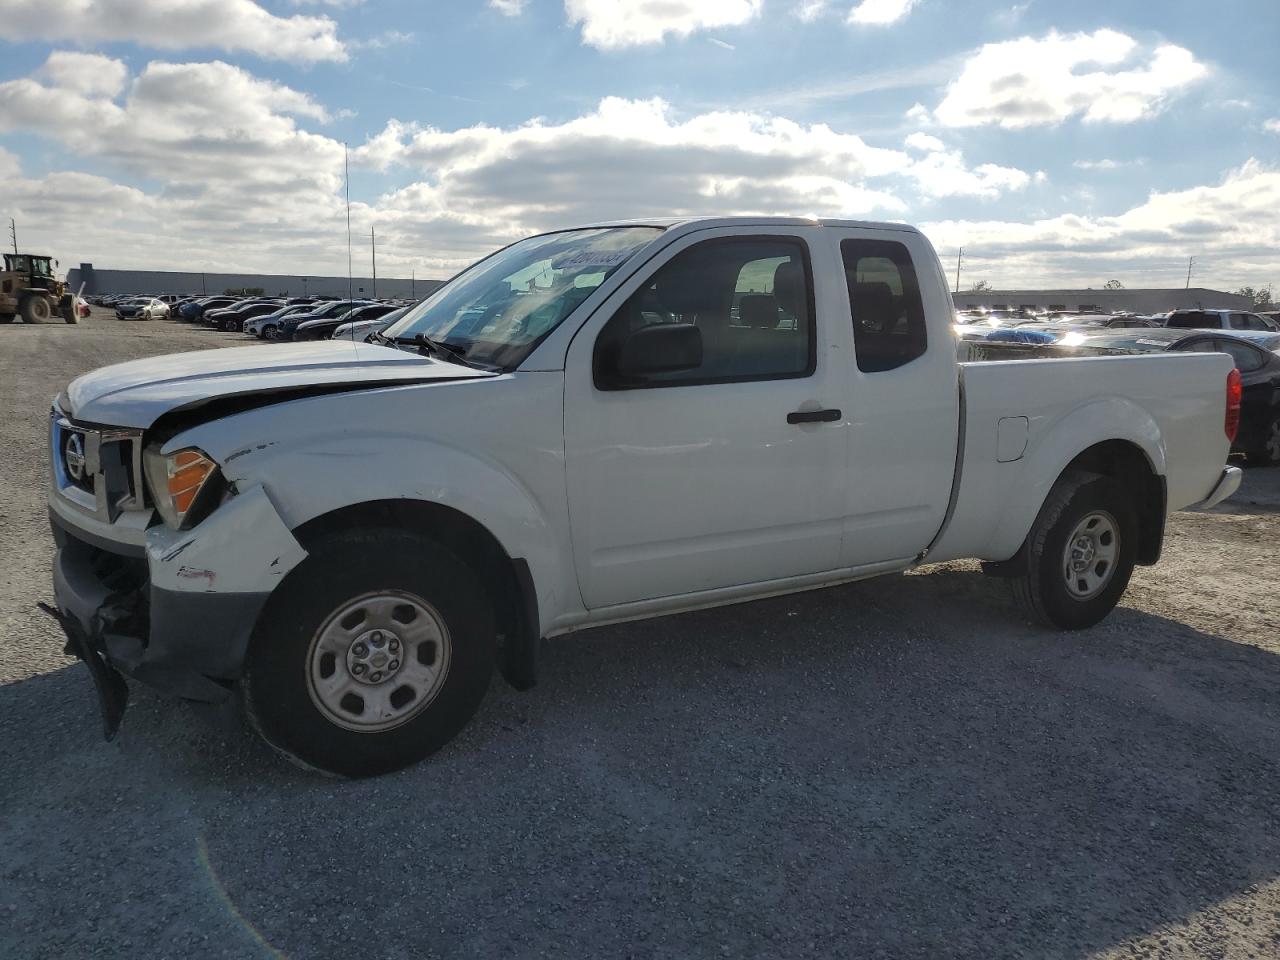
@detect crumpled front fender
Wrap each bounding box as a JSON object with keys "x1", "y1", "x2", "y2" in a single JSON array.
[{"x1": 145, "y1": 484, "x2": 308, "y2": 594}]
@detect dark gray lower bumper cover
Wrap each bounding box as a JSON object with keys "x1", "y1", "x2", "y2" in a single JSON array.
[{"x1": 51, "y1": 528, "x2": 269, "y2": 710}]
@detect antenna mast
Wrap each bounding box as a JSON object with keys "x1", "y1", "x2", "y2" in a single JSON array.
[
  {"x1": 371, "y1": 226, "x2": 377, "y2": 298},
  {"x1": 8, "y1": 218, "x2": 17, "y2": 256}
]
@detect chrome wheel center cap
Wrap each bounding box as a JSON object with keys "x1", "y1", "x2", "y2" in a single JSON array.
[{"x1": 346, "y1": 628, "x2": 403, "y2": 685}]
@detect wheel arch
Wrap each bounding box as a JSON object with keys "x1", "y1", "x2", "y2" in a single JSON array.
[
  {"x1": 292, "y1": 499, "x2": 540, "y2": 690},
  {"x1": 985, "y1": 438, "x2": 1166, "y2": 576}
]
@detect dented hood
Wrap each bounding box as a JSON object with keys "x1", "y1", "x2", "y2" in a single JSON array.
[{"x1": 65, "y1": 340, "x2": 494, "y2": 428}]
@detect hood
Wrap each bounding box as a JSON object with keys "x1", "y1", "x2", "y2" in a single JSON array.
[{"x1": 66, "y1": 340, "x2": 495, "y2": 429}]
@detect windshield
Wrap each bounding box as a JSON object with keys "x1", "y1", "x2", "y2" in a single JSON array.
[{"x1": 383, "y1": 226, "x2": 662, "y2": 369}]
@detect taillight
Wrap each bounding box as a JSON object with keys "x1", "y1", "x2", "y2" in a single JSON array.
[{"x1": 1225, "y1": 368, "x2": 1242, "y2": 442}]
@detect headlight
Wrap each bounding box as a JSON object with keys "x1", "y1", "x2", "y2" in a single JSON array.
[{"x1": 143, "y1": 446, "x2": 224, "y2": 529}]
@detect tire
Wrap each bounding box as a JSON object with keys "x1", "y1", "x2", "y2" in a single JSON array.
[
  {"x1": 19, "y1": 295, "x2": 51, "y2": 324},
  {"x1": 0, "y1": 314, "x2": 13, "y2": 324},
  {"x1": 243, "y1": 529, "x2": 495, "y2": 778},
  {"x1": 1246, "y1": 416, "x2": 1280, "y2": 467},
  {"x1": 1012, "y1": 470, "x2": 1138, "y2": 630},
  {"x1": 61, "y1": 299, "x2": 78, "y2": 324},
  {"x1": 262, "y1": 324, "x2": 277, "y2": 340}
]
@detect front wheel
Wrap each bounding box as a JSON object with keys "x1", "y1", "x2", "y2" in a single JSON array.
[
  {"x1": 261, "y1": 323, "x2": 278, "y2": 340},
  {"x1": 1012, "y1": 470, "x2": 1138, "y2": 630},
  {"x1": 243, "y1": 530, "x2": 495, "y2": 777}
]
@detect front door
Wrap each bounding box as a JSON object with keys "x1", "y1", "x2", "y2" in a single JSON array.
[{"x1": 563, "y1": 228, "x2": 847, "y2": 609}]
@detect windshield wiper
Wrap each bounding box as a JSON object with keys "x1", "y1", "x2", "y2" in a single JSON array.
[{"x1": 393, "y1": 333, "x2": 495, "y2": 371}]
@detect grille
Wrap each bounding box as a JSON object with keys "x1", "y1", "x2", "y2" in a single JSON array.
[
  {"x1": 58, "y1": 427, "x2": 94, "y2": 495},
  {"x1": 51, "y1": 413, "x2": 146, "y2": 521}
]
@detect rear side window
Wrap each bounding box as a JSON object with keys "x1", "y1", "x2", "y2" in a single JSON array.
[
  {"x1": 594, "y1": 237, "x2": 815, "y2": 389},
  {"x1": 840, "y1": 239, "x2": 927, "y2": 373},
  {"x1": 1168, "y1": 311, "x2": 1214, "y2": 329},
  {"x1": 1217, "y1": 340, "x2": 1265, "y2": 373}
]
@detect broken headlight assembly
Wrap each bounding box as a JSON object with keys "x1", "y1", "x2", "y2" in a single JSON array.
[{"x1": 142, "y1": 446, "x2": 227, "y2": 530}]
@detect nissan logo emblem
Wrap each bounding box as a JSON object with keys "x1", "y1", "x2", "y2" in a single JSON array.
[{"x1": 65, "y1": 433, "x2": 86, "y2": 482}]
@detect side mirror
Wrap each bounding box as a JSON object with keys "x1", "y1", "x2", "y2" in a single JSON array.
[{"x1": 617, "y1": 323, "x2": 703, "y2": 377}]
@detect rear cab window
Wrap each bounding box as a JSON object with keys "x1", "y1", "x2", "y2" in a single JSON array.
[{"x1": 840, "y1": 239, "x2": 927, "y2": 373}]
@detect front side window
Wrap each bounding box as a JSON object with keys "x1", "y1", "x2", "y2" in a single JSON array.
[
  {"x1": 386, "y1": 226, "x2": 661, "y2": 370},
  {"x1": 841, "y1": 239, "x2": 927, "y2": 373},
  {"x1": 594, "y1": 237, "x2": 814, "y2": 389}
]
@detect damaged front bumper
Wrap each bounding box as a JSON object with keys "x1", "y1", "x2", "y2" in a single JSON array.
[{"x1": 48, "y1": 484, "x2": 307, "y2": 737}]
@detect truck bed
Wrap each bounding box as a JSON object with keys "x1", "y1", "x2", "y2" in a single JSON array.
[{"x1": 928, "y1": 351, "x2": 1235, "y2": 564}]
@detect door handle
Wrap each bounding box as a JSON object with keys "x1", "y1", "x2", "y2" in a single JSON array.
[{"x1": 787, "y1": 408, "x2": 842, "y2": 424}]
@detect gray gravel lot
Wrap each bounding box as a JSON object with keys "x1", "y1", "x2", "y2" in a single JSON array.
[{"x1": 4, "y1": 309, "x2": 1280, "y2": 959}]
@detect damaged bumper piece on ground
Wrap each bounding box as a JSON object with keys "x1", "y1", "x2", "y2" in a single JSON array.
[{"x1": 47, "y1": 485, "x2": 307, "y2": 738}]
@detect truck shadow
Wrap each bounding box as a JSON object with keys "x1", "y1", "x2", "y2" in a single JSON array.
[{"x1": 4, "y1": 567, "x2": 1280, "y2": 958}]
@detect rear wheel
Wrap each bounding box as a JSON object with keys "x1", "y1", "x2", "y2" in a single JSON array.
[
  {"x1": 1013, "y1": 470, "x2": 1138, "y2": 630},
  {"x1": 19, "y1": 295, "x2": 51, "y2": 324},
  {"x1": 243, "y1": 530, "x2": 495, "y2": 778},
  {"x1": 1246, "y1": 416, "x2": 1280, "y2": 467}
]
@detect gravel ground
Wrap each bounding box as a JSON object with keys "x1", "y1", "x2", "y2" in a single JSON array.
[{"x1": 3, "y1": 309, "x2": 1280, "y2": 959}]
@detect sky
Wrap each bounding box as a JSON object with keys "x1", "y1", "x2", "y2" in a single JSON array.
[{"x1": 0, "y1": 0, "x2": 1277, "y2": 292}]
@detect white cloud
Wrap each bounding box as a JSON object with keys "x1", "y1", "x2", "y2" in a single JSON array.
[
  {"x1": 0, "y1": 53, "x2": 341, "y2": 195},
  {"x1": 1073, "y1": 158, "x2": 1145, "y2": 170},
  {"x1": 905, "y1": 102, "x2": 931, "y2": 122},
  {"x1": 795, "y1": 0, "x2": 830, "y2": 21},
  {"x1": 904, "y1": 132, "x2": 944, "y2": 152},
  {"x1": 922, "y1": 159, "x2": 1280, "y2": 288},
  {"x1": 848, "y1": 0, "x2": 919, "y2": 26},
  {"x1": 37, "y1": 51, "x2": 128, "y2": 99},
  {"x1": 1264, "y1": 118, "x2": 1280, "y2": 134},
  {"x1": 565, "y1": 0, "x2": 763, "y2": 49},
  {"x1": 934, "y1": 29, "x2": 1207, "y2": 128},
  {"x1": 0, "y1": 0, "x2": 347, "y2": 64},
  {"x1": 489, "y1": 0, "x2": 526, "y2": 15},
  {"x1": 709, "y1": 37, "x2": 736, "y2": 50}
]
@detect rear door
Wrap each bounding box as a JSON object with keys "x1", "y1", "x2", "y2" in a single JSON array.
[
  {"x1": 563, "y1": 226, "x2": 847, "y2": 609},
  {"x1": 826, "y1": 228, "x2": 960, "y2": 567}
]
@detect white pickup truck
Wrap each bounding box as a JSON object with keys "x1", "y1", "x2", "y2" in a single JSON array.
[{"x1": 47, "y1": 217, "x2": 1242, "y2": 777}]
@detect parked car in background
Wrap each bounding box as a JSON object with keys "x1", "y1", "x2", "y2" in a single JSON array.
[
  {"x1": 292, "y1": 302, "x2": 403, "y2": 341},
  {"x1": 273, "y1": 299, "x2": 372, "y2": 340},
  {"x1": 1074, "y1": 328, "x2": 1280, "y2": 465},
  {"x1": 245, "y1": 303, "x2": 317, "y2": 339},
  {"x1": 115, "y1": 297, "x2": 169, "y2": 320},
  {"x1": 1042, "y1": 314, "x2": 1161, "y2": 329},
  {"x1": 179, "y1": 296, "x2": 239, "y2": 322},
  {"x1": 207, "y1": 300, "x2": 286, "y2": 333},
  {"x1": 331, "y1": 305, "x2": 412, "y2": 342},
  {"x1": 1165, "y1": 309, "x2": 1280, "y2": 332}
]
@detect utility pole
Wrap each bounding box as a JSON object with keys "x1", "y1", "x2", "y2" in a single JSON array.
[
  {"x1": 411, "y1": 267, "x2": 415, "y2": 299},
  {"x1": 371, "y1": 226, "x2": 377, "y2": 298},
  {"x1": 8, "y1": 218, "x2": 17, "y2": 256},
  {"x1": 344, "y1": 143, "x2": 353, "y2": 303},
  {"x1": 954, "y1": 247, "x2": 963, "y2": 295},
  {"x1": 1185, "y1": 256, "x2": 1195, "y2": 290}
]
